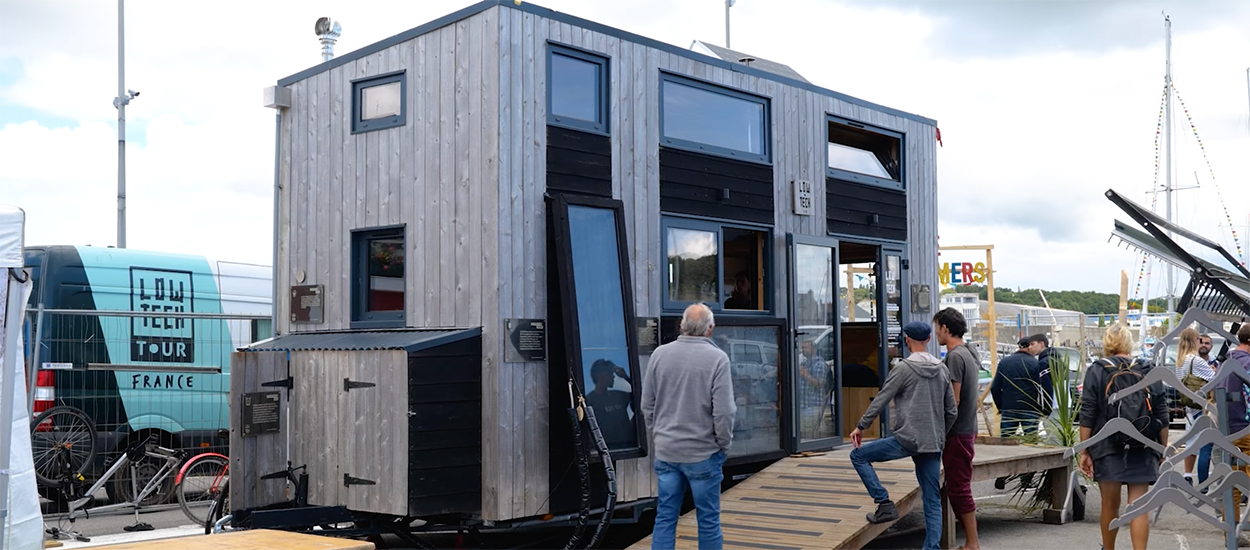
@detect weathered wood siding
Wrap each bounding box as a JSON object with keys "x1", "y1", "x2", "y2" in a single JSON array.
[
  {"x1": 228, "y1": 351, "x2": 289, "y2": 512},
  {"x1": 275, "y1": 1, "x2": 937, "y2": 523}
]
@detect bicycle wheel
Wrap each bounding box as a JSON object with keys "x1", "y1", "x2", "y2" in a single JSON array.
[
  {"x1": 205, "y1": 478, "x2": 230, "y2": 535},
  {"x1": 30, "y1": 406, "x2": 97, "y2": 486},
  {"x1": 111, "y1": 449, "x2": 176, "y2": 506},
  {"x1": 177, "y1": 454, "x2": 229, "y2": 526}
]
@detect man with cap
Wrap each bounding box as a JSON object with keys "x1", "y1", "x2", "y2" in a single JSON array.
[
  {"x1": 990, "y1": 336, "x2": 1045, "y2": 437},
  {"x1": 849, "y1": 321, "x2": 957, "y2": 550}
]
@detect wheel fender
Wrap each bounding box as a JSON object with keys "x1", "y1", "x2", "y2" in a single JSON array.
[{"x1": 176, "y1": 452, "x2": 229, "y2": 485}]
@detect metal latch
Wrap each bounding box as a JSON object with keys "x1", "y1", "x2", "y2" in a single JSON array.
[
  {"x1": 262, "y1": 377, "x2": 293, "y2": 389},
  {"x1": 344, "y1": 474, "x2": 377, "y2": 487},
  {"x1": 343, "y1": 378, "x2": 376, "y2": 391}
]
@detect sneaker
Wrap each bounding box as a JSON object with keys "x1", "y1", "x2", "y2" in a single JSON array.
[
  {"x1": 1236, "y1": 532, "x2": 1250, "y2": 547},
  {"x1": 866, "y1": 501, "x2": 900, "y2": 524},
  {"x1": 994, "y1": 477, "x2": 1007, "y2": 490}
]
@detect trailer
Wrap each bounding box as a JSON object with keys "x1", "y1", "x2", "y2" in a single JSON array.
[{"x1": 230, "y1": 0, "x2": 940, "y2": 534}]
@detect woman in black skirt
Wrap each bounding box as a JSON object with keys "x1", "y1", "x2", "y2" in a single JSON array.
[{"x1": 1078, "y1": 324, "x2": 1169, "y2": 550}]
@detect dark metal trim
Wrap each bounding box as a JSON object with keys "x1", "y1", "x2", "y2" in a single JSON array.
[
  {"x1": 546, "y1": 42, "x2": 610, "y2": 135},
  {"x1": 351, "y1": 71, "x2": 407, "y2": 134},
  {"x1": 344, "y1": 474, "x2": 378, "y2": 486},
  {"x1": 262, "y1": 377, "x2": 293, "y2": 389},
  {"x1": 343, "y1": 378, "x2": 376, "y2": 392}
]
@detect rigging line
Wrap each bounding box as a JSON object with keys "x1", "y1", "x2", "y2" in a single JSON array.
[
  {"x1": 1134, "y1": 84, "x2": 1170, "y2": 300},
  {"x1": 1171, "y1": 83, "x2": 1246, "y2": 263}
]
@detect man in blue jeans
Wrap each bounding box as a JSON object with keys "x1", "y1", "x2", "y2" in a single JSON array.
[
  {"x1": 642, "y1": 303, "x2": 736, "y2": 549},
  {"x1": 849, "y1": 321, "x2": 956, "y2": 550}
]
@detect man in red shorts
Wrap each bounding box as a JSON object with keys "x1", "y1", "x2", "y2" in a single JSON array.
[{"x1": 934, "y1": 307, "x2": 980, "y2": 550}]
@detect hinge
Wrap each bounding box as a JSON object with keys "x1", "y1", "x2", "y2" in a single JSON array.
[
  {"x1": 262, "y1": 377, "x2": 293, "y2": 389},
  {"x1": 343, "y1": 378, "x2": 376, "y2": 391},
  {"x1": 344, "y1": 474, "x2": 377, "y2": 487},
  {"x1": 901, "y1": 259, "x2": 910, "y2": 270}
]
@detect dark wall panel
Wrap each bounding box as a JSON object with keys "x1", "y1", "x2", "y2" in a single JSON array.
[
  {"x1": 660, "y1": 148, "x2": 774, "y2": 225},
  {"x1": 407, "y1": 335, "x2": 482, "y2": 516},
  {"x1": 546, "y1": 126, "x2": 612, "y2": 197},
  {"x1": 826, "y1": 178, "x2": 907, "y2": 241}
]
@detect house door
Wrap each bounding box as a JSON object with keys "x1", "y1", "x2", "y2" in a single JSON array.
[{"x1": 788, "y1": 234, "x2": 841, "y2": 452}]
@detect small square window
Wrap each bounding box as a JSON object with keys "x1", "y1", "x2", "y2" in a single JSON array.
[
  {"x1": 353, "y1": 72, "x2": 406, "y2": 133},
  {"x1": 352, "y1": 226, "x2": 405, "y2": 327},
  {"x1": 827, "y1": 116, "x2": 903, "y2": 189},
  {"x1": 547, "y1": 44, "x2": 609, "y2": 134}
]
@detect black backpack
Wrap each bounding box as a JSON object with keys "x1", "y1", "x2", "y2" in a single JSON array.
[{"x1": 1100, "y1": 357, "x2": 1164, "y2": 450}]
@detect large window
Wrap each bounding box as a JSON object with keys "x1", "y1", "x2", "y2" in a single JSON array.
[
  {"x1": 827, "y1": 116, "x2": 903, "y2": 189},
  {"x1": 351, "y1": 226, "x2": 405, "y2": 327},
  {"x1": 352, "y1": 71, "x2": 406, "y2": 133},
  {"x1": 663, "y1": 217, "x2": 770, "y2": 313},
  {"x1": 547, "y1": 44, "x2": 609, "y2": 134},
  {"x1": 661, "y1": 74, "x2": 770, "y2": 163}
]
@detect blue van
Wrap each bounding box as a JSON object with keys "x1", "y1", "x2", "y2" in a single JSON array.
[{"x1": 24, "y1": 246, "x2": 271, "y2": 498}]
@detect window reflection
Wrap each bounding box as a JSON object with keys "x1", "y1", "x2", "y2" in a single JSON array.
[
  {"x1": 666, "y1": 228, "x2": 718, "y2": 303},
  {"x1": 794, "y1": 243, "x2": 838, "y2": 442},
  {"x1": 662, "y1": 79, "x2": 767, "y2": 157},
  {"x1": 550, "y1": 53, "x2": 600, "y2": 123},
  {"x1": 710, "y1": 325, "x2": 781, "y2": 458},
  {"x1": 827, "y1": 142, "x2": 891, "y2": 179},
  {"x1": 722, "y1": 228, "x2": 766, "y2": 311},
  {"x1": 367, "y1": 237, "x2": 404, "y2": 312},
  {"x1": 568, "y1": 205, "x2": 638, "y2": 450},
  {"x1": 361, "y1": 82, "x2": 402, "y2": 120}
]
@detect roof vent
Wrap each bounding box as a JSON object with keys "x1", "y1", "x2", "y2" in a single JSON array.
[
  {"x1": 315, "y1": 17, "x2": 342, "y2": 62},
  {"x1": 737, "y1": 56, "x2": 755, "y2": 66}
]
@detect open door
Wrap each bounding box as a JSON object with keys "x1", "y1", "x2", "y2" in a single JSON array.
[{"x1": 788, "y1": 234, "x2": 841, "y2": 452}]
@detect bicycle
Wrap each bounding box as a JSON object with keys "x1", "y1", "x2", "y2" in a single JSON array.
[
  {"x1": 176, "y1": 450, "x2": 229, "y2": 526},
  {"x1": 205, "y1": 461, "x2": 306, "y2": 534},
  {"x1": 33, "y1": 407, "x2": 185, "y2": 542}
]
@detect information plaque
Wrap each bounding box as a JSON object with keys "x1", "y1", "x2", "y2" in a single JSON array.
[
  {"x1": 241, "y1": 391, "x2": 281, "y2": 437},
  {"x1": 636, "y1": 317, "x2": 659, "y2": 354},
  {"x1": 505, "y1": 318, "x2": 547, "y2": 363},
  {"x1": 290, "y1": 285, "x2": 324, "y2": 324}
]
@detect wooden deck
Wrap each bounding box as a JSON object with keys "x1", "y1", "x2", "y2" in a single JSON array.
[
  {"x1": 628, "y1": 443, "x2": 1070, "y2": 550},
  {"x1": 82, "y1": 529, "x2": 374, "y2": 550}
]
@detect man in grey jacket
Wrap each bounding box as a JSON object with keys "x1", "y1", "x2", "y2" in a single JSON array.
[
  {"x1": 642, "y1": 303, "x2": 736, "y2": 550},
  {"x1": 849, "y1": 321, "x2": 957, "y2": 550}
]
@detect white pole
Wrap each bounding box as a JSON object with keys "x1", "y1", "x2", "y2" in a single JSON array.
[
  {"x1": 116, "y1": 0, "x2": 127, "y2": 249},
  {"x1": 1164, "y1": 15, "x2": 1174, "y2": 315},
  {"x1": 725, "y1": 0, "x2": 734, "y2": 48}
]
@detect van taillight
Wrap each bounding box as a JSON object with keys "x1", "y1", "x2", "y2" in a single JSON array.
[{"x1": 32, "y1": 370, "x2": 55, "y2": 423}]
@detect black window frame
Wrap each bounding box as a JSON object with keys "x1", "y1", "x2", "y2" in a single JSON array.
[
  {"x1": 546, "y1": 43, "x2": 610, "y2": 135},
  {"x1": 350, "y1": 224, "x2": 406, "y2": 328},
  {"x1": 661, "y1": 215, "x2": 774, "y2": 315},
  {"x1": 660, "y1": 72, "x2": 772, "y2": 164},
  {"x1": 826, "y1": 115, "x2": 905, "y2": 190},
  {"x1": 549, "y1": 193, "x2": 647, "y2": 459},
  {"x1": 352, "y1": 71, "x2": 407, "y2": 134}
]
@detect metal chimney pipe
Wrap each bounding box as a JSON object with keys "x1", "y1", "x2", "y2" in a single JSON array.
[{"x1": 315, "y1": 17, "x2": 342, "y2": 62}]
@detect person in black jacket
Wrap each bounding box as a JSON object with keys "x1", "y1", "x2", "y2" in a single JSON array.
[
  {"x1": 990, "y1": 338, "x2": 1044, "y2": 437},
  {"x1": 1031, "y1": 334, "x2": 1056, "y2": 416}
]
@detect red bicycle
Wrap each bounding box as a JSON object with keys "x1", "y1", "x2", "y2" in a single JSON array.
[{"x1": 175, "y1": 451, "x2": 229, "y2": 526}]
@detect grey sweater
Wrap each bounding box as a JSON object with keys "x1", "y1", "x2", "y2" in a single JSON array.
[
  {"x1": 641, "y1": 335, "x2": 736, "y2": 463},
  {"x1": 857, "y1": 351, "x2": 957, "y2": 453}
]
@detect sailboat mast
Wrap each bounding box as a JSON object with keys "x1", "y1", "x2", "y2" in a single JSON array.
[{"x1": 1164, "y1": 15, "x2": 1175, "y2": 317}]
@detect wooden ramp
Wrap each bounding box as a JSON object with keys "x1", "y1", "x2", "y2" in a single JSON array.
[{"x1": 628, "y1": 444, "x2": 1070, "y2": 550}]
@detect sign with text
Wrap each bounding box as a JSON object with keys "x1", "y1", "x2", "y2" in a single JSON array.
[
  {"x1": 130, "y1": 267, "x2": 194, "y2": 363},
  {"x1": 938, "y1": 261, "x2": 988, "y2": 287},
  {"x1": 792, "y1": 180, "x2": 813, "y2": 216},
  {"x1": 505, "y1": 318, "x2": 547, "y2": 363},
  {"x1": 291, "y1": 285, "x2": 324, "y2": 324},
  {"x1": 241, "y1": 392, "x2": 281, "y2": 437}
]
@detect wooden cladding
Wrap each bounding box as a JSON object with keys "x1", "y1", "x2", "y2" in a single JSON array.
[
  {"x1": 659, "y1": 148, "x2": 774, "y2": 225},
  {"x1": 546, "y1": 125, "x2": 612, "y2": 197},
  {"x1": 826, "y1": 178, "x2": 907, "y2": 241},
  {"x1": 408, "y1": 335, "x2": 483, "y2": 516}
]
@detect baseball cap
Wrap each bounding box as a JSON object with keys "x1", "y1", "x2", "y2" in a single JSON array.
[{"x1": 901, "y1": 321, "x2": 931, "y2": 342}]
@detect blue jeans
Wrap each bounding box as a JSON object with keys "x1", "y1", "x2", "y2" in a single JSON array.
[
  {"x1": 652, "y1": 451, "x2": 726, "y2": 550},
  {"x1": 850, "y1": 437, "x2": 943, "y2": 550},
  {"x1": 1191, "y1": 413, "x2": 1213, "y2": 483},
  {"x1": 1000, "y1": 410, "x2": 1040, "y2": 437}
]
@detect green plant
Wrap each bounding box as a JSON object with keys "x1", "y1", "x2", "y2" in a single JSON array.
[{"x1": 1000, "y1": 351, "x2": 1083, "y2": 511}]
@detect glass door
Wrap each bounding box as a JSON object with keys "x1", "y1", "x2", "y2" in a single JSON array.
[{"x1": 788, "y1": 234, "x2": 841, "y2": 452}]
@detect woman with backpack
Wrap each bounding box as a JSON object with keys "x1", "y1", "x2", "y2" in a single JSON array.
[
  {"x1": 1174, "y1": 327, "x2": 1215, "y2": 484},
  {"x1": 1078, "y1": 324, "x2": 1169, "y2": 550}
]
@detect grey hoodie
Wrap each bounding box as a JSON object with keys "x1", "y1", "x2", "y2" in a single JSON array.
[{"x1": 856, "y1": 351, "x2": 957, "y2": 453}]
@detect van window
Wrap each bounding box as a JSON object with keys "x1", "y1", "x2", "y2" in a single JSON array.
[{"x1": 734, "y1": 344, "x2": 762, "y2": 364}]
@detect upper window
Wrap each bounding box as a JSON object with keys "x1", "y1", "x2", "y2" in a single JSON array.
[
  {"x1": 351, "y1": 225, "x2": 405, "y2": 327},
  {"x1": 352, "y1": 72, "x2": 405, "y2": 134},
  {"x1": 663, "y1": 217, "x2": 771, "y2": 313},
  {"x1": 827, "y1": 116, "x2": 903, "y2": 189},
  {"x1": 661, "y1": 74, "x2": 770, "y2": 163},
  {"x1": 547, "y1": 45, "x2": 609, "y2": 134}
]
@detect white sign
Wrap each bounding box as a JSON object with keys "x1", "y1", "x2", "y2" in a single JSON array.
[{"x1": 792, "y1": 180, "x2": 813, "y2": 216}]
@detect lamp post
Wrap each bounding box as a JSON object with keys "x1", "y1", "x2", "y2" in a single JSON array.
[
  {"x1": 114, "y1": 0, "x2": 138, "y2": 249},
  {"x1": 725, "y1": 0, "x2": 735, "y2": 48}
]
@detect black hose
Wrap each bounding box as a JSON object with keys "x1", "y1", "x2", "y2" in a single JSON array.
[
  {"x1": 563, "y1": 406, "x2": 592, "y2": 550},
  {"x1": 582, "y1": 405, "x2": 617, "y2": 549}
]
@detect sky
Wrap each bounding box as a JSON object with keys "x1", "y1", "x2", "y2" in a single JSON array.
[{"x1": 2, "y1": 0, "x2": 1249, "y2": 298}]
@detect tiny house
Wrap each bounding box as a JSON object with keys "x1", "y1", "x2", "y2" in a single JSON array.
[{"x1": 235, "y1": 0, "x2": 939, "y2": 525}]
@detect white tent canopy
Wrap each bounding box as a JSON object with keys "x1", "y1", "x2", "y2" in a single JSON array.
[{"x1": 1, "y1": 204, "x2": 40, "y2": 550}]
